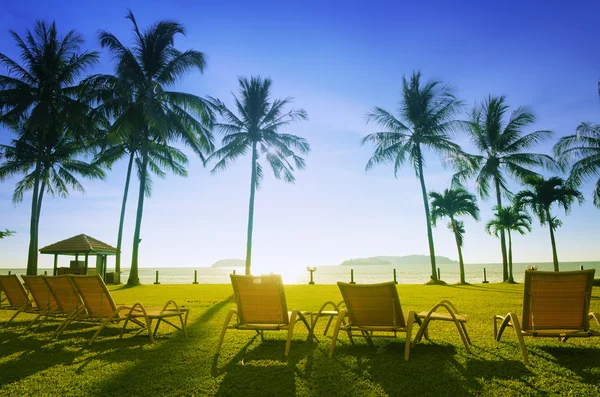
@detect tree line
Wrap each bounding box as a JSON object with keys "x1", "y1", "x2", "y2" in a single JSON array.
[{"x1": 1, "y1": 14, "x2": 598, "y2": 285}]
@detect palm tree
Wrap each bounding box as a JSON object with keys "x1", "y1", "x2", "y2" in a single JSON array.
[
  {"x1": 485, "y1": 205, "x2": 532, "y2": 283},
  {"x1": 0, "y1": 21, "x2": 99, "y2": 275},
  {"x1": 429, "y1": 188, "x2": 480, "y2": 284},
  {"x1": 554, "y1": 122, "x2": 600, "y2": 207},
  {"x1": 93, "y1": 131, "x2": 188, "y2": 282},
  {"x1": 457, "y1": 95, "x2": 555, "y2": 281},
  {"x1": 209, "y1": 76, "x2": 309, "y2": 275},
  {"x1": 87, "y1": 11, "x2": 215, "y2": 285},
  {"x1": 515, "y1": 176, "x2": 583, "y2": 271},
  {"x1": 0, "y1": 127, "x2": 105, "y2": 264},
  {"x1": 362, "y1": 71, "x2": 466, "y2": 283}
]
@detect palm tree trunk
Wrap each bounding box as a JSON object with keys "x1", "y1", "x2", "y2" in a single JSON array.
[
  {"x1": 128, "y1": 141, "x2": 149, "y2": 286},
  {"x1": 33, "y1": 179, "x2": 46, "y2": 268},
  {"x1": 116, "y1": 151, "x2": 135, "y2": 282},
  {"x1": 26, "y1": 160, "x2": 41, "y2": 275},
  {"x1": 494, "y1": 176, "x2": 509, "y2": 281},
  {"x1": 244, "y1": 143, "x2": 258, "y2": 276},
  {"x1": 451, "y1": 218, "x2": 466, "y2": 284},
  {"x1": 507, "y1": 230, "x2": 514, "y2": 283},
  {"x1": 547, "y1": 208, "x2": 559, "y2": 271},
  {"x1": 416, "y1": 149, "x2": 438, "y2": 282}
]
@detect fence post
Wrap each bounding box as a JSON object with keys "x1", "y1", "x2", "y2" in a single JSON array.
[
  {"x1": 482, "y1": 268, "x2": 489, "y2": 284},
  {"x1": 393, "y1": 269, "x2": 398, "y2": 284},
  {"x1": 154, "y1": 270, "x2": 160, "y2": 285},
  {"x1": 350, "y1": 269, "x2": 356, "y2": 284},
  {"x1": 193, "y1": 270, "x2": 199, "y2": 284},
  {"x1": 437, "y1": 268, "x2": 441, "y2": 281},
  {"x1": 580, "y1": 265, "x2": 584, "y2": 270}
]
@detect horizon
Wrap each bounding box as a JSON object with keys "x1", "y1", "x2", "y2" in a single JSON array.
[{"x1": 1, "y1": 0, "x2": 600, "y2": 273}]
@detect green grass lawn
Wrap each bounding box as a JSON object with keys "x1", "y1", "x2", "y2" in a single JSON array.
[{"x1": 1, "y1": 283, "x2": 600, "y2": 396}]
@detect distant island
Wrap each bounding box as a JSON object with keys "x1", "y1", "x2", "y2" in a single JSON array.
[
  {"x1": 340, "y1": 255, "x2": 457, "y2": 266},
  {"x1": 211, "y1": 259, "x2": 245, "y2": 268}
]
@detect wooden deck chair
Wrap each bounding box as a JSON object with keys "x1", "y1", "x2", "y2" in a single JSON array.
[
  {"x1": 329, "y1": 281, "x2": 420, "y2": 360},
  {"x1": 494, "y1": 269, "x2": 600, "y2": 364},
  {"x1": 43, "y1": 275, "x2": 87, "y2": 339},
  {"x1": 69, "y1": 275, "x2": 189, "y2": 345},
  {"x1": 21, "y1": 275, "x2": 62, "y2": 332},
  {"x1": 0, "y1": 275, "x2": 37, "y2": 327},
  {"x1": 412, "y1": 300, "x2": 471, "y2": 352},
  {"x1": 216, "y1": 274, "x2": 312, "y2": 359}
]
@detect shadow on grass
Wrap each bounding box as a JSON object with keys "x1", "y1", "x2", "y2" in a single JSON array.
[{"x1": 538, "y1": 345, "x2": 600, "y2": 386}]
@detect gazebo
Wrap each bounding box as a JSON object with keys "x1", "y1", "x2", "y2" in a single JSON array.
[{"x1": 39, "y1": 234, "x2": 117, "y2": 280}]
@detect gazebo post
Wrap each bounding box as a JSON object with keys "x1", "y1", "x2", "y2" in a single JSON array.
[
  {"x1": 84, "y1": 253, "x2": 89, "y2": 274},
  {"x1": 53, "y1": 254, "x2": 58, "y2": 276}
]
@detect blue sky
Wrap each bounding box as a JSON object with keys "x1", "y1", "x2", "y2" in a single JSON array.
[{"x1": 0, "y1": 0, "x2": 599, "y2": 271}]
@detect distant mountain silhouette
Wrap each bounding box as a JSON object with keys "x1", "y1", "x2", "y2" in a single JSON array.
[
  {"x1": 211, "y1": 259, "x2": 245, "y2": 268},
  {"x1": 340, "y1": 255, "x2": 457, "y2": 266}
]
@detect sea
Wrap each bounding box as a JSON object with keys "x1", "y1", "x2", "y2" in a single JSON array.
[{"x1": 2, "y1": 261, "x2": 599, "y2": 285}]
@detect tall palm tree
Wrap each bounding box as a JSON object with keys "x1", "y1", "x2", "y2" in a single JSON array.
[
  {"x1": 456, "y1": 95, "x2": 555, "y2": 281},
  {"x1": 362, "y1": 71, "x2": 466, "y2": 283},
  {"x1": 93, "y1": 130, "x2": 188, "y2": 282},
  {"x1": 429, "y1": 187, "x2": 480, "y2": 284},
  {"x1": 87, "y1": 11, "x2": 215, "y2": 285},
  {"x1": 209, "y1": 76, "x2": 309, "y2": 275},
  {"x1": 0, "y1": 127, "x2": 105, "y2": 262},
  {"x1": 554, "y1": 122, "x2": 600, "y2": 207},
  {"x1": 0, "y1": 21, "x2": 99, "y2": 274},
  {"x1": 515, "y1": 176, "x2": 583, "y2": 271},
  {"x1": 485, "y1": 205, "x2": 532, "y2": 283}
]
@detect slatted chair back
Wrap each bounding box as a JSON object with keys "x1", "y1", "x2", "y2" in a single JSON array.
[
  {"x1": 0, "y1": 275, "x2": 30, "y2": 308},
  {"x1": 22, "y1": 275, "x2": 58, "y2": 311},
  {"x1": 230, "y1": 274, "x2": 289, "y2": 326},
  {"x1": 43, "y1": 275, "x2": 83, "y2": 314},
  {"x1": 522, "y1": 269, "x2": 595, "y2": 331},
  {"x1": 69, "y1": 275, "x2": 118, "y2": 320},
  {"x1": 337, "y1": 281, "x2": 406, "y2": 328}
]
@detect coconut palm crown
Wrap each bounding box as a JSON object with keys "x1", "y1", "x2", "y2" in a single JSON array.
[
  {"x1": 209, "y1": 76, "x2": 309, "y2": 275},
  {"x1": 362, "y1": 71, "x2": 469, "y2": 283},
  {"x1": 84, "y1": 10, "x2": 215, "y2": 285},
  {"x1": 554, "y1": 121, "x2": 600, "y2": 207},
  {"x1": 485, "y1": 205, "x2": 532, "y2": 282},
  {"x1": 0, "y1": 21, "x2": 100, "y2": 275},
  {"x1": 515, "y1": 175, "x2": 583, "y2": 271},
  {"x1": 429, "y1": 187, "x2": 480, "y2": 284},
  {"x1": 455, "y1": 95, "x2": 556, "y2": 282}
]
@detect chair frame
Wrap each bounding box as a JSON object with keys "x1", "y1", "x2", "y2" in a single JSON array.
[
  {"x1": 412, "y1": 300, "x2": 471, "y2": 352},
  {"x1": 69, "y1": 275, "x2": 188, "y2": 345},
  {"x1": 0, "y1": 274, "x2": 38, "y2": 328},
  {"x1": 216, "y1": 274, "x2": 312, "y2": 359},
  {"x1": 329, "y1": 281, "x2": 420, "y2": 361},
  {"x1": 21, "y1": 275, "x2": 64, "y2": 332},
  {"x1": 494, "y1": 269, "x2": 600, "y2": 364}
]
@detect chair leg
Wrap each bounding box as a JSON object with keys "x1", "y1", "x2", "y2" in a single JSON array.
[
  {"x1": 507, "y1": 312, "x2": 528, "y2": 364},
  {"x1": 323, "y1": 316, "x2": 334, "y2": 336},
  {"x1": 590, "y1": 312, "x2": 599, "y2": 326},
  {"x1": 216, "y1": 309, "x2": 236, "y2": 355},
  {"x1": 329, "y1": 309, "x2": 346, "y2": 358},
  {"x1": 3, "y1": 309, "x2": 24, "y2": 328},
  {"x1": 412, "y1": 316, "x2": 430, "y2": 349},
  {"x1": 25, "y1": 311, "x2": 46, "y2": 332},
  {"x1": 452, "y1": 318, "x2": 470, "y2": 353},
  {"x1": 285, "y1": 310, "x2": 299, "y2": 359},
  {"x1": 404, "y1": 311, "x2": 415, "y2": 361},
  {"x1": 153, "y1": 319, "x2": 162, "y2": 338},
  {"x1": 461, "y1": 323, "x2": 472, "y2": 345},
  {"x1": 494, "y1": 315, "x2": 511, "y2": 341}
]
